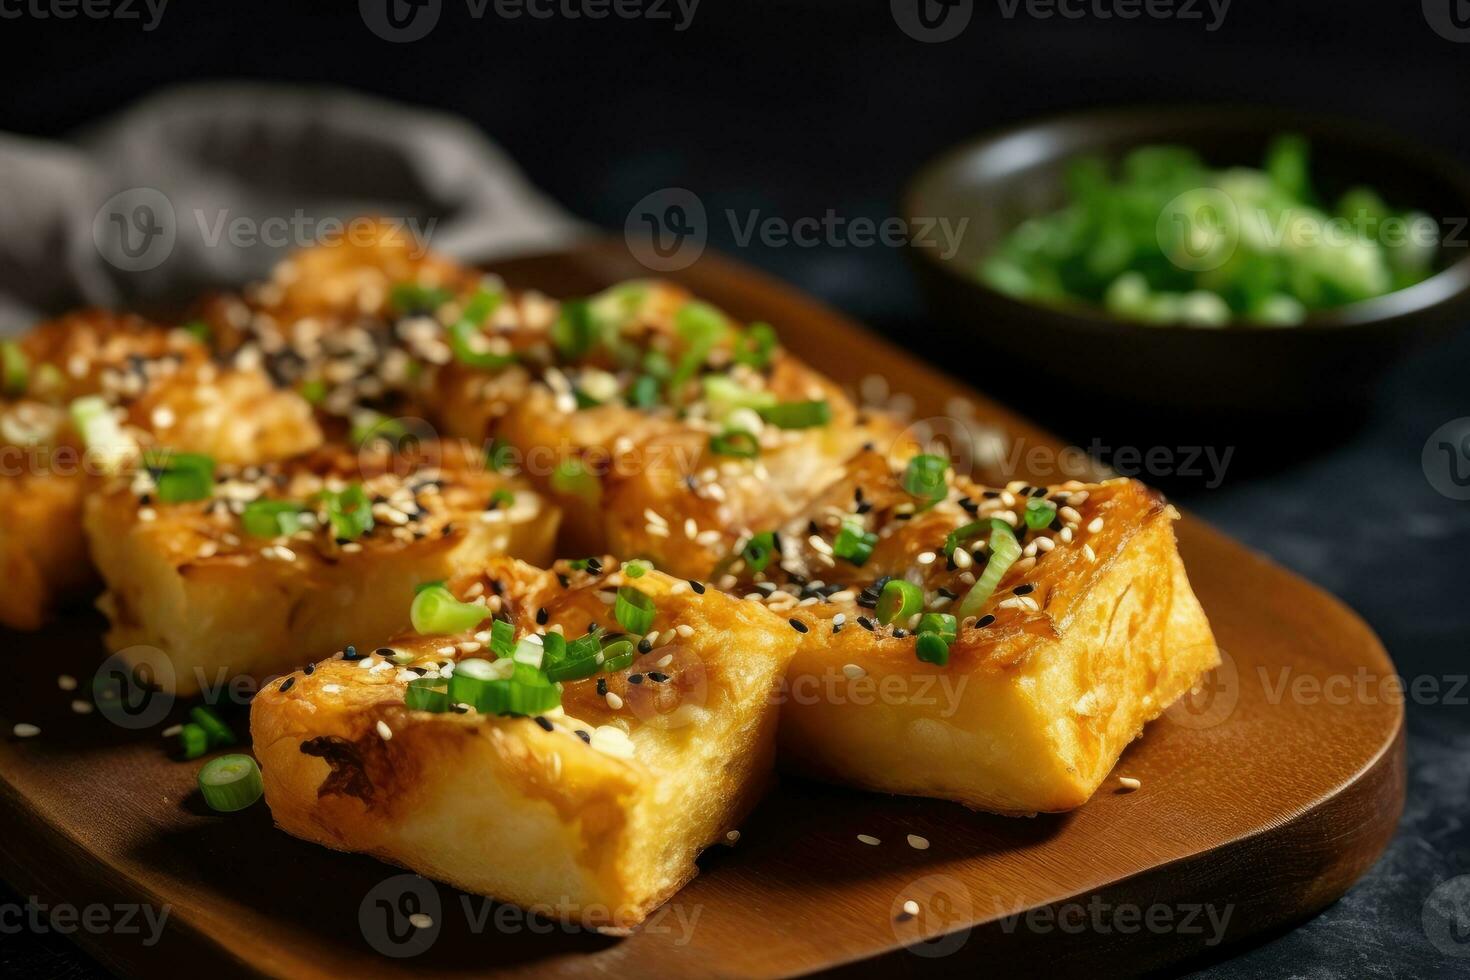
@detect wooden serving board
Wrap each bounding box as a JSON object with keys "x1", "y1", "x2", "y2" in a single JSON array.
[{"x1": 0, "y1": 242, "x2": 1404, "y2": 979}]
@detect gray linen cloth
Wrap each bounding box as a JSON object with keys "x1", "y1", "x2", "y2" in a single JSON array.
[{"x1": 0, "y1": 83, "x2": 585, "y2": 331}]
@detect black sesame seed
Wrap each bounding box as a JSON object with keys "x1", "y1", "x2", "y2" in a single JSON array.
[
  {"x1": 451, "y1": 703, "x2": 469, "y2": 714},
  {"x1": 807, "y1": 520, "x2": 821, "y2": 536},
  {"x1": 596, "y1": 678, "x2": 608, "y2": 696},
  {"x1": 856, "y1": 501, "x2": 873, "y2": 515},
  {"x1": 647, "y1": 671, "x2": 670, "y2": 682},
  {"x1": 789, "y1": 618, "x2": 809, "y2": 633},
  {"x1": 575, "y1": 729, "x2": 591, "y2": 743},
  {"x1": 343, "y1": 645, "x2": 364, "y2": 661},
  {"x1": 1013, "y1": 583, "x2": 1035, "y2": 595},
  {"x1": 832, "y1": 622, "x2": 845, "y2": 634},
  {"x1": 374, "y1": 647, "x2": 395, "y2": 657},
  {"x1": 628, "y1": 673, "x2": 645, "y2": 685},
  {"x1": 983, "y1": 489, "x2": 1001, "y2": 499},
  {"x1": 408, "y1": 666, "x2": 428, "y2": 676},
  {"x1": 304, "y1": 663, "x2": 316, "y2": 675},
  {"x1": 557, "y1": 573, "x2": 570, "y2": 589},
  {"x1": 535, "y1": 607, "x2": 549, "y2": 625},
  {"x1": 1031, "y1": 487, "x2": 1049, "y2": 498},
  {"x1": 976, "y1": 614, "x2": 996, "y2": 627},
  {"x1": 489, "y1": 578, "x2": 504, "y2": 595},
  {"x1": 637, "y1": 637, "x2": 654, "y2": 654},
  {"x1": 958, "y1": 496, "x2": 979, "y2": 514},
  {"x1": 534, "y1": 716, "x2": 554, "y2": 732},
  {"x1": 587, "y1": 557, "x2": 604, "y2": 573},
  {"x1": 858, "y1": 616, "x2": 876, "y2": 631},
  {"x1": 689, "y1": 579, "x2": 706, "y2": 594},
  {"x1": 893, "y1": 628, "x2": 908, "y2": 638},
  {"x1": 937, "y1": 587, "x2": 958, "y2": 600},
  {"x1": 279, "y1": 677, "x2": 295, "y2": 692}
]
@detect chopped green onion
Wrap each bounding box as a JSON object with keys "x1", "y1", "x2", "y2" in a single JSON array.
[
  {"x1": 598, "y1": 639, "x2": 636, "y2": 673},
  {"x1": 832, "y1": 520, "x2": 877, "y2": 565},
  {"x1": 449, "y1": 658, "x2": 559, "y2": 715},
  {"x1": 901, "y1": 454, "x2": 949, "y2": 507},
  {"x1": 915, "y1": 632, "x2": 951, "y2": 667},
  {"x1": 490, "y1": 619, "x2": 517, "y2": 659},
  {"x1": 144, "y1": 450, "x2": 215, "y2": 503},
  {"x1": 180, "y1": 319, "x2": 211, "y2": 343},
  {"x1": 2, "y1": 340, "x2": 29, "y2": 396},
  {"x1": 198, "y1": 754, "x2": 264, "y2": 812},
  {"x1": 298, "y1": 378, "x2": 328, "y2": 405},
  {"x1": 411, "y1": 583, "x2": 488, "y2": 635},
  {"x1": 513, "y1": 636, "x2": 546, "y2": 669},
  {"x1": 449, "y1": 657, "x2": 508, "y2": 705},
  {"x1": 741, "y1": 531, "x2": 778, "y2": 573},
  {"x1": 957, "y1": 522, "x2": 1022, "y2": 620},
  {"x1": 544, "y1": 630, "x2": 604, "y2": 682},
  {"x1": 550, "y1": 458, "x2": 600, "y2": 503},
  {"x1": 349, "y1": 411, "x2": 407, "y2": 449},
  {"x1": 628, "y1": 374, "x2": 661, "y2": 408},
  {"x1": 179, "y1": 723, "x2": 209, "y2": 760},
  {"x1": 552, "y1": 299, "x2": 596, "y2": 359},
  {"x1": 448, "y1": 286, "x2": 514, "y2": 369},
  {"x1": 624, "y1": 559, "x2": 650, "y2": 578},
  {"x1": 709, "y1": 429, "x2": 759, "y2": 458},
  {"x1": 241, "y1": 499, "x2": 307, "y2": 538},
  {"x1": 389, "y1": 282, "x2": 453, "y2": 315},
  {"x1": 734, "y1": 321, "x2": 778, "y2": 368},
  {"x1": 320, "y1": 484, "x2": 374, "y2": 542},
  {"x1": 486, "y1": 438, "x2": 517, "y2": 473},
  {"x1": 489, "y1": 488, "x2": 515, "y2": 509},
  {"x1": 189, "y1": 706, "x2": 236, "y2": 748},
  {"x1": 614, "y1": 586, "x2": 655, "y2": 635},
  {"x1": 70, "y1": 395, "x2": 137, "y2": 475},
  {"x1": 405, "y1": 677, "x2": 450, "y2": 713},
  {"x1": 943, "y1": 521, "x2": 989, "y2": 558},
  {"x1": 1025, "y1": 498, "x2": 1057, "y2": 530},
  {"x1": 875, "y1": 579, "x2": 923, "y2": 626},
  {"x1": 668, "y1": 301, "x2": 730, "y2": 395},
  {"x1": 757, "y1": 400, "x2": 831, "y2": 430},
  {"x1": 702, "y1": 375, "x2": 776, "y2": 422},
  {"x1": 917, "y1": 612, "x2": 958, "y2": 642}
]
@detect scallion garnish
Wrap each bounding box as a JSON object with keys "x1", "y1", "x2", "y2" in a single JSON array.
[
  {"x1": 624, "y1": 559, "x2": 650, "y2": 578},
  {"x1": 179, "y1": 722, "x2": 209, "y2": 761},
  {"x1": 486, "y1": 438, "x2": 516, "y2": 473},
  {"x1": 389, "y1": 282, "x2": 453, "y2": 315},
  {"x1": 198, "y1": 754, "x2": 263, "y2": 812},
  {"x1": 832, "y1": 520, "x2": 877, "y2": 565},
  {"x1": 70, "y1": 395, "x2": 137, "y2": 475},
  {"x1": 741, "y1": 531, "x2": 778, "y2": 573},
  {"x1": 758, "y1": 400, "x2": 831, "y2": 430},
  {"x1": 1025, "y1": 497, "x2": 1057, "y2": 530},
  {"x1": 552, "y1": 298, "x2": 596, "y2": 359},
  {"x1": 448, "y1": 658, "x2": 559, "y2": 715},
  {"x1": 241, "y1": 499, "x2": 307, "y2": 538},
  {"x1": 875, "y1": 579, "x2": 923, "y2": 626},
  {"x1": 550, "y1": 458, "x2": 600, "y2": 503},
  {"x1": 320, "y1": 483, "x2": 374, "y2": 542},
  {"x1": 180, "y1": 319, "x2": 212, "y2": 343},
  {"x1": 901, "y1": 454, "x2": 949, "y2": 507},
  {"x1": 598, "y1": 639, "x2": 636, "y2": 673},
  {"x1": 350, "y1": 411, "x2": 407, "y2": 449},
  {"x1": 943, "y1": 521, "x2": 988, "y2": 558},
  {"x1": 405, "y1": 677, "x2": 450, "y2": 712},
  {"x1": 709, "y1": 429, "x2": 759, "y2": 458},
  {"x1": 614, "y1": 585, "x2": 655, "y2": 635},
  {"x1": 702, "y1": 375, "x2": 776, "y2": 422},
  {"x1": 448, "y1": 286, "x2": 515, "y2": 369},
  {"x1": 2, "y1": 340, "x2": 29, "y2": 396},
  {"x1": 144, "y1": 450, "x2": 215, "y2": 504},
  {"x1": 915, "y1": 632, "x2": 951, "y2": 667},
  {"x1": 410, "y1": 582, "x2": 489, "y2": 635},
  {"x1": 544, "y1": 630, "x2": 604, "y2": 682},
  {"x1": 956, "y1": 521, "x2": 1022, "y2": 620},
  {"x1": 189, "y1": 706, "x2": 236, "y2": 748},
  {"x1": 668, "y1": 301, "x2": 729, "y2": 395},
  {"x1": 917, "y1": 612, "x2": 958, "y2": 642},
  {"x1": 490, "y1": 619, "x2": 517, "y2": 659},
  {"x1": 489, "y1": 488, "x2": 515, "y2": 509},
  {"x1": 734, "y1": 322, "x2": 778, "y2": 368},
  {"x1": 628, "y1": 374, "x2": 661, "y2": 409}
]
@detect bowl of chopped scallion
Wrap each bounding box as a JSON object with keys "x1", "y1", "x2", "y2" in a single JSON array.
[{"x1": 902, "y1": 107, "x2": 1470, "y2": 413}]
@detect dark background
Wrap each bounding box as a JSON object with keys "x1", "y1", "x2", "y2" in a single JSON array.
[{"x1": 1, "y1": 1, "x2": 1468, "y2": 977}]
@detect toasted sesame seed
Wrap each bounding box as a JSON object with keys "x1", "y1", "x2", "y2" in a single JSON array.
[
  {"x1": 725, "y1": 830, "x2": 742, "y2": 844},
  {"x1": 162, "y1": 724, "x2": 183, "y2": 737},
  {"x1": 916, "y1": 551, "x2": 936, "y2": 565},
  {"x1": 605, "y1": 691, "x2": 624, "y2": 710},
  {"x1": 409, "y1": 913, "x2": 433, "y2": 929},
  {"x1": 842, "y1": 664, "x2": 866, "y2": 679},
  {"x1": 1083, "y1": 544, "x2": 1097, "y2": 563},
  {"x1": 70, "y1": 700, "x2": 93, "y2": 715},
  {"x1": 1087, "y1": 516, "x2": 1104, "y2": 534},
  {"x1": 13, "y1": 723, "x2": 40, "y2": 738},
  {"x1": 907, "y1": 834, "x2": 930, "y2": 850},
  {"x1": 57, "y1": 675, "x2": 77, "y2": 691},
  {"x1": 1118, "y1": 776, "x2": 1141, "y2": 791},
  {"x1": 902, "y1": 899, "x2": 921, "y2": 916},
  {"x1": 856, "y1": 834, "x2": 881, "y2": 846},
  {"x1": 674, "y1": 624, "x2": 694, "y2": 638},
  {"x1": 376, "y1": 720, "x2": 393, "y2": 740}
]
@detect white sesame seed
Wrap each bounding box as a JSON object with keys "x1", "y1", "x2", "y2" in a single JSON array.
[
  {"x1": 842, "y1": 664, "x2": 866, "y2": 680},
  {"x1": 138, "y1": 507, "x2": 157, "y2": 522},
  {"x1": 162, "y1": 724, "x2": 183, "y2": 737},
  {"x1": 1118, "y1": 776, "x2": 1141, "y2": 791},
  {"x1": 643, "y1": 508, "x2": 667, "y2": 527},
  {"x1": 376, "y1": 720, "x2": 393, "y2": 741},
  {"x1": 605, "y1": 691, "x2": 624, "y2": 710},
  {"x1": 12, "y1": 724, "x2": 39, "y2": 738},
  {"x1": 907, "y1": 834, "x2": 930, "y2": 850},
  {"x1": 857, "y1": 834, "x2": 881, "y2": 846},
  {"x1": 1083, "y1": 544, "x2": 1097, "y2": 563},
  {"x1": 1060, "y1": 506, "x2": 1083, "y2": 524},
  {"x1": 646, "y1": 524, "x2": 670, "y2": 538},
  {"x1": 952, "y1": 548, "x2": 973, "y2": 569},
  {"x1": 1036, "y1": 536, "x2": 1056, "y2": 552},
  {"x1": 71, "y1": 700, "x2": 93, "y2": 715},
  {"x1": 1087, "y1": 516, "x2": 1104, "y2": 534},
  {"x1": 903, "y1": 899, "x2": 921, "y2": 916},
  {"x1": 1060, "y1": 527, "x2": 1074, "y2": 544},
  {"x1": 408, "y1": 913, "x2": 433, "y2": 929},
  {"x1": 725, "y1": 830, "x2": 741, "y2": 844},
  {"x1": 57, "y1": 675, "x2": 77, "y2": 691},
  {"x1": 675, "y1": 624, "x2": 694, "y2": 638},
  {"x1": 322, "y1": 684, "x2": 343, "y2": 693},
  {"x1": 916, "y1": 551, "x2": 936, "y2": 566}
]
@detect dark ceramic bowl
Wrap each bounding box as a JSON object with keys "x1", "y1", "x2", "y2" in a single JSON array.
[{"x1": 901, "y1": 107, "x2": 1470, "y2": 415}]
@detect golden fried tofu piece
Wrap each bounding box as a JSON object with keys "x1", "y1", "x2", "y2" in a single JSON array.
[
  {"x1": 743, "y1": 450, "x2": 1217, "y2": 815},
  {"x1": 85, "y1": 441, "x2": 557, "y2": 696},
  {"x1": 251, "y1": 557, "x2": 797, "y2": 926},
  {"x1": 0, "y1": 310, "x2": 321, "y2": 629}
]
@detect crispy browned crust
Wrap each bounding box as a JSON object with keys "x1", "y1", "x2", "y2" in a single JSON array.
[{"x1": 251, "y1": 559, "x2": 796, "y2": 925}]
